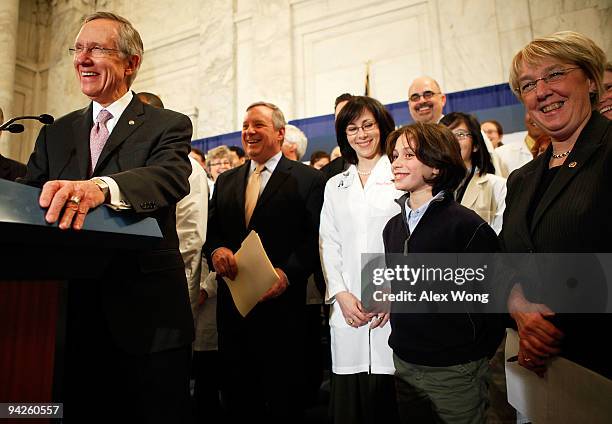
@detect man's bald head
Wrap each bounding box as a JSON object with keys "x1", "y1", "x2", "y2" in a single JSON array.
[{"x1": 408, "y1": 76, "x2": 446, "y2": 123}]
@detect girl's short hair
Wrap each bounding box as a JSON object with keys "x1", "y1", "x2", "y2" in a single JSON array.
[{"x1": 386, "y1": 123, "x2": 466, "y2": 195}]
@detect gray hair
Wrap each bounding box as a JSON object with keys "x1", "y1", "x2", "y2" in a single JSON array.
[
  {"x1": 284, "y1": 124, "x2": 308, "y2": 160},
  {"x1": 509, "y1": 31, "x2": 606, "y2": 106},
  {"x1": 246, "y1": 101, "x2": 286, "y2": 130},
  {"x1": 83, "y1": 12, "x2": 144, "y2": 87},
  {"x1": 206, "y1": 145, "x2": 231, "y2": 162}
]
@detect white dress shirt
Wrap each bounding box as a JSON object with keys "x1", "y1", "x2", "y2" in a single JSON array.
[
  {"x1": 249, "y1": 150, "x2": 283, "y2": 194},
  {"x1": 91, "y1": 90, "x2": 134, "y2": 209}
]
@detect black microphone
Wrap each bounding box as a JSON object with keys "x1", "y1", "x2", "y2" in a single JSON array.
[
  {"x1": 0, "y1": 114, "x2": 55, "y2": 131},
  {"x1": 5, "y1": 124, "x2": 24, "y2": 133}
]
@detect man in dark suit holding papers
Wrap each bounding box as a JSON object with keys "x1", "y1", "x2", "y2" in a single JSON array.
[{"x1": 206, "y1": 101, "x2": 325, "y2": 423}]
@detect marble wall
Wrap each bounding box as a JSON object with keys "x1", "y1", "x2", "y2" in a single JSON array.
[{"x1": 5, "y1": 0, "x2": 611, "y2": 161}]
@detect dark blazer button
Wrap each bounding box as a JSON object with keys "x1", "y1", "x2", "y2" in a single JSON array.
[{"x1": 566, "y1": 277, "x2": 578, "y2": 289}]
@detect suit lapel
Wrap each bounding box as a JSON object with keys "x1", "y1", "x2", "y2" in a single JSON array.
[
  {"x1": 72, "y1": 104, "x2": 94, "y2": 179},
  {"x1": 461, "y1": 173, "x2": 484, "y2": 209},
  {"x1": 513, "y1": 158, "x2": 546, "y2": 249},
  {"x1": 93, "y1": 95, "x2": 145, "y2": 176},
  {"x1": 256, "y1": 155, "x2": 291, "y2": 211},
  {"x1": 530, "y1": 114, "x2": 604, "y2": 232},
  {"x1": 235, "y1": 162, "x2": 250, "y2": 229}
]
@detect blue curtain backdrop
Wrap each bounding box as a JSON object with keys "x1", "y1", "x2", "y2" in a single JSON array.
[{"x1": 192, "y1": 82, "x2": 523, "y2": 159}]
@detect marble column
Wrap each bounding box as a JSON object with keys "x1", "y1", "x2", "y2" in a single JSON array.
[{"x1": 0, "y1": 0, "x2": 20, "y2": 157}]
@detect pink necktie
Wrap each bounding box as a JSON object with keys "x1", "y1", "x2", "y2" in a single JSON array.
[{"x1": 90, "y1": 109, "x2": 113, "y2": 173}]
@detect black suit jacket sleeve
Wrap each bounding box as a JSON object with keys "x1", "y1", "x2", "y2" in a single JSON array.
[
  {"x1": 283, "y1": 168, "x2": 325, "y2": 284},
  {"x1": 110, "y1": 110, "x2": 192, "y2": 213},
  {"x1": 0, "y1": 155, "x2": 27, "y2": 182}
]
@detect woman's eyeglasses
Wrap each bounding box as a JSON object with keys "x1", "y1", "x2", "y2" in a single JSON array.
[
  {"x1": 452, "y1": 131, "x2": 472, "y2": 141},
  {"x1": 346, "y1": 121, "x2": 377, "y2": 136}
]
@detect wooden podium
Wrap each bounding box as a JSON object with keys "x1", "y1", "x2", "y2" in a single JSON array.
[{"x1": 0, "y1": 179, "x2": 162, "y2": 407}]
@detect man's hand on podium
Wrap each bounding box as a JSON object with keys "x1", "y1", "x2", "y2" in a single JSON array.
[{"x1": 39, "y1": 180, "x2": 105, "y2": 230}]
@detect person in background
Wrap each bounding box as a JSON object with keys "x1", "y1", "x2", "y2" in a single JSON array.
[
  {"x1": 495, "y1": 113, "x2": 541, "y2": 177},
  {"x1": 383, "y1": 123, "x2": 502, "y2": 424},
  {"x1": 408, "y1": 76, "x2": 503, "y2": 174},
  {"x1": 228, "y1": 145, "x2": 246, "y2": 166},
  {"x1": 0, "y1": 107, "x2": 27, "y2": 181},
  {"x1": 503, "y1": 30, "x2": 611, "y2": 380},
  {"x1": 321, "y1": 93, "x2": 353, "y2": 179},
  {"x1": 206, "y1": 145, "x2": 232, "y2": 196},
  {"x1": 598, "y1": 61, "x2": 612, "y2": 119},
  {"x1": 330, "y1": 146, "x2": 341, "y2": 161},
  {"x1": 281, "y1": 124, "x2": 308, "y2": 161},
  {"x1": 481, "y1": 120, "x2": 504, "y2": 149},
  {"x1": 440, "y1": 112, "x2": 507, "y2": 234},
  {"x1": 310, "y1": 150, "x2": 330, "y2": 169},
  {"x1": 135, "y1": 91, "x2": 164, "y2": 109},
  {"x1": 531, "y1": 132, "x2": 552, "y2": 157},
  {"x1": 407, "y1": 76, "x2": 446, "y2": 124},
  {"x1": 190, "y1": 147, "x2": 207, "y2": 170},
  {"x1": 320, "y1": 96, "x2": 401, "y2": 424}
]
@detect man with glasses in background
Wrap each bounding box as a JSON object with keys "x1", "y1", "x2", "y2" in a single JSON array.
[
  {"x1": 408, "y1": 76, "x2": 501, "y2": 173},
  {"x1": 19, "y1": 12, "x2": 194, "y2": 423},
  {"x1": 407, "y1": 76, "x2": 447, "y2": 124}
]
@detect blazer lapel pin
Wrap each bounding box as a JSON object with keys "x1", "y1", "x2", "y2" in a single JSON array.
[
  {"x1": 128, "y1": 120, "x2": 135, "y2": 125},
  {"x1": 568, "y1": 161, "x2": 577, "y2": 168}
]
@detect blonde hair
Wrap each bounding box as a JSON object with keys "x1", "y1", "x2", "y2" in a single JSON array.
[
  {"x1": 509, "y1": 31, "x2": 606, "y2": 105},
  {"x1": 206, "y1": 145, "x2": 231, "y2": 163}
]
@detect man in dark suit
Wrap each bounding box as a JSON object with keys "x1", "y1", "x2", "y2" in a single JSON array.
[
  {"x1": 19, "y1": 12, "x2": 194, "y2": 423},
  {"x1": 206, "y1": 101, "x2": 325, "y2": 423},
  {"x1": 320, "y1": 93, "x2": 351, "y2": 179}
]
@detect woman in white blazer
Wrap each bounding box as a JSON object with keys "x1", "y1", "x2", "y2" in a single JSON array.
[
  {"x1": 440, "y1": 112, "x2": 507, "y2": 234},
  {"x1": 320, "y1": 96, "x2": 402, "y2": 424}
]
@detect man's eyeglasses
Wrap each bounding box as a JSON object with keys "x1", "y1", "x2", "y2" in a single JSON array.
[
  {"x1": 452, "y1": 131, "x2": 472, "y2": 141},
  {"x1": 517, "y1": 67, "x2": 581, "y2": 95},
  {"x1": 68, "y1": 46, "x2": 122, "y2": 57},
  {"x1": 209, "y1": 160, "x2": 231, "y2": 167},
  {"x1": 409, "y1": 90, "x2": 440, "y2": 102},
  {"x1": 346, "y1": 121, "x2": 377, "y2": 136}
]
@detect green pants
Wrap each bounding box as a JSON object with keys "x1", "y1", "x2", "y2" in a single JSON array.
[{"x1": 393, "y1": 354, "x2": 490, "y2": 424}]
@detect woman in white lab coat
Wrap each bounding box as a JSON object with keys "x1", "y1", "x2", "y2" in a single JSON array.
[{"x1": 320, "y1": 96, "x2": 402, "y2": 424}]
